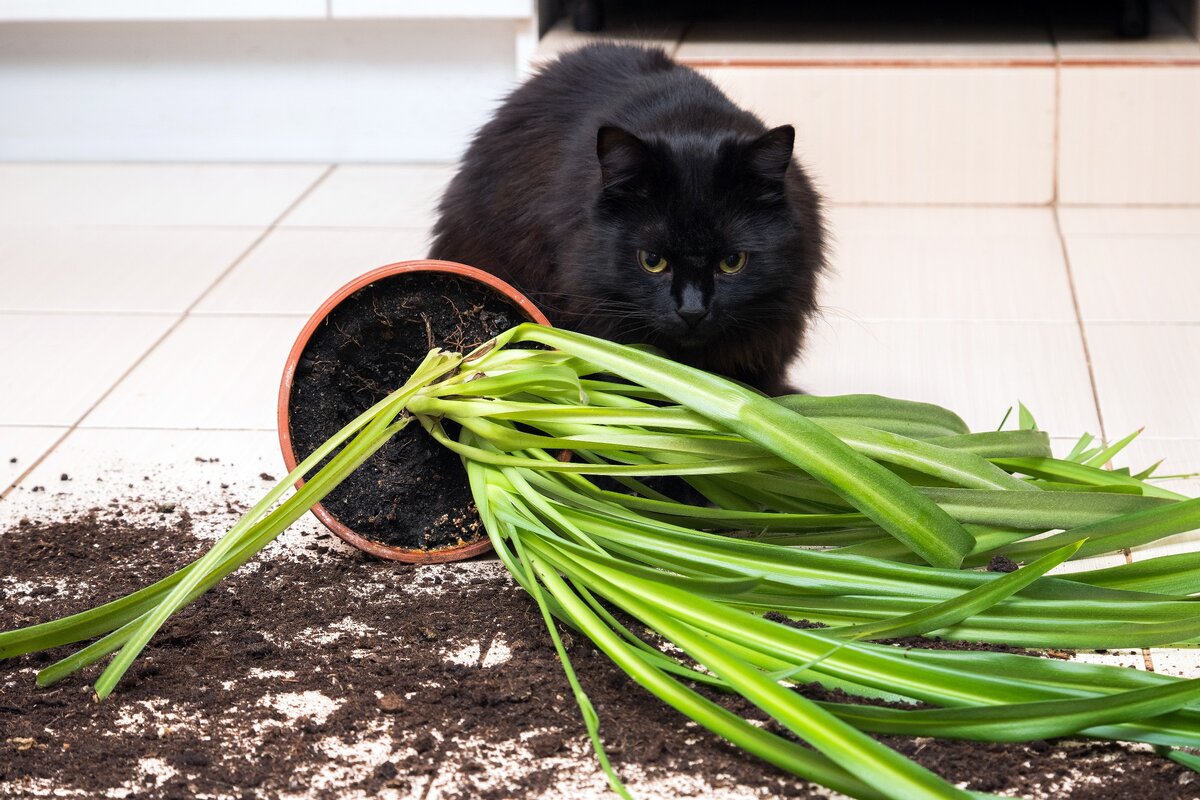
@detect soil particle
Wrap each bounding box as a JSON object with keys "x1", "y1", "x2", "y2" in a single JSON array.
[
  {"x1": 259, "y1": 472, "x2": 275, "y2": 482},
  {"x1": 287, "y1": 271, "x2": 527, "y2": 553},
  {"x1": 2, "y1": 516, "x2": 1196, "y2": 800},
  {"x1": 988, "y1": 554, "x2": 1021, "y2": 573}
]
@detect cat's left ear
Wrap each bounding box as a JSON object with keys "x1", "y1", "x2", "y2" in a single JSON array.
[
  {"x1": 597, "y1": 126, "x2": 652, "y2": 191},
  {"x1": 746, "y1": 125, "x2": 795, "y2": 181}
]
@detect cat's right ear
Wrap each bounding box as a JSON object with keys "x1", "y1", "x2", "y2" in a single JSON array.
[{"x1": 597, "y1": 126, "x2": 652, "y2": 191}]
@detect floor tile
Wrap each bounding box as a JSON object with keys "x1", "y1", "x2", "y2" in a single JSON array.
[
  {"x1": 1053, "y1": 0, "x2": 1200, "y2": 62},
  {"x1": 821, "y1": 207, "x2": 1074, "y2": 322},
  {"x1": 1057, "y1": 206, "x2": 1200, "y2": 237},
  {"x1": 1065, "y1": 234, "x2": 1200, "y2": 323},
  {"x1": 0, "y1": 226, "x2": 261, "y2": 313},
  {"x1": 700, "y1": 66, "x2": 1055, "y2": 204},
  {"x1": 0, "y1": 313, "x2": 175, "y2": 426},
  {"x1": 1086, "y1": 324, "x2": 1200, "y2": 438},
  {"x1": 0, "y1": 427, "x2": 67, "y2": 493},
  {"x1": 1049, "y1": 552, "x2": 1130, "y2": 576},
  {"x1": 1058, "y1": 66, "x2": 1200, "y2": 204},
  {"x1": 1068, "y1": 649, "x2": 1148, "y2": 670},
  {"x1": 0, "y1": 428, "x2": 335, "y2": 552},
  {"x1": 82, "y1": 315, "x2": 303, "y2": 431},
  {"x1": 678, "y1": 4, "x2": 1053, "y2": 64},
  {"x1": 534, "y1": 17, "x2": 688, "y2": 66},
  {"x1": 195, "y1": 228, "x2": 431, "y2": 315},
  {"x1": 1058, "y1": 207, "x2": 1200, "y2": 325},
  {"x1": 793, "y1": 319, "x2": 1101, "y2": 435},
  {"x1": 0, "y1": 164, "x2": 326, "y2": 227},
  {"x1": 1148, "y1": 648, "x2": 1200, "y2": 678},
  {"x1": 279, "y1": 164, "x2": 454, "y2": 230}
]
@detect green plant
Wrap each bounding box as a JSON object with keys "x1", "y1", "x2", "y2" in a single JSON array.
[{"x1": 3, "y1": 323, "x2": 1199, "y2": 800}]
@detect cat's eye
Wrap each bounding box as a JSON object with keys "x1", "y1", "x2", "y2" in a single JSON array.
[
  {"x1": 638, "y1": 249, "x2": 668, "y2": 274},
  {"x1": 718, "y1": 252, "x2": 748, "y2": 274}
]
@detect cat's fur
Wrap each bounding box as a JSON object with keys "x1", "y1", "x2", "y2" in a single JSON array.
[{"x1": 429, "y1": 43, "x2": 825, "y2": 394}]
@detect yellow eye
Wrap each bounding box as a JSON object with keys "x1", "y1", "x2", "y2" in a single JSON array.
[
  {"x1": 638, "y1": 249, "x2": 668, "y2": 274},
  {"x1": 718, "y1": 252, "x2": 748, "y2": 274}
]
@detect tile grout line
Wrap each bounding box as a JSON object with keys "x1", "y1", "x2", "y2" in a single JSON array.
[
  {"x1": 1040, "y1": 0, "x2": 1062, "y2": 206},
  {"x1": 0, "y1": 165, "x2": 338, "y2": 503},
  {"x1": 185, "y1": 165, "x2": 338, "y2": 310},
  {"x1": 1050, "y1": 12, "x2": 1062, "y2": 206},
  {"x1": 1051, "y1": 207, "x2": 1108, "y2": 442},
  {"x1": 1051, "y1": 204, "x2": 1155, "y2": 671}
]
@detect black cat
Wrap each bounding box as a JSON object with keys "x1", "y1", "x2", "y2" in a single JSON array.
[{"x1": 429, "y1": 43, "x2": 825, "y2": 395}]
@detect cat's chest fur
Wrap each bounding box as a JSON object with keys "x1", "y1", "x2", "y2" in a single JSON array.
[{"x1": 429, "y1": 43, "x2": 825, "y2": 395}]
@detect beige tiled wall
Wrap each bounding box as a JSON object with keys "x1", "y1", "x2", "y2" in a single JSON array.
[
  {"x1": 700, "y1": 66, "x2": 1056, "y2": 204},
  {"x1": 1059, "y1": 67, "x2": 1200, "y2": 204},
  {"x1": 538, "y1": 5, "x2": 1200, "y2": 205}
]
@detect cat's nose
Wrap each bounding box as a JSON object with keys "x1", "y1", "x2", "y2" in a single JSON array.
[{"x1": 676, "y1": 284, "x2": 709, "y2": 328}]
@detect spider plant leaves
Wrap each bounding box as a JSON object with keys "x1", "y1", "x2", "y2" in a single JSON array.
[
  {"x1": 823, "y1": 676, "x2": 1200, "y2": 742},
  {"x1": 916, "y1": 487, "x2": 1170, "y2": 529},
  {"x1": 515, "y1": 537, "x2": 898, "y2": 800},
  {"x1": 828, "y1": 541, "x2": 1084, "y2": 642},
  {"x1": 1064, "y1": 551, "x2": 1200, "y2": 595},
  {"x1": 992, "y1": 496, "x2": 1200, "y2": 562},
  {"x1": 1083, "y1": 428, "x2": 1144, "y2": 468},
  {"x1": 992, "y1": 456, "x2": 1187, "y2": 500},
  {"x1": 926, "y1": 429, "x2": 1053, "y2": 458},
  {"x1": 776, "y1": 393, "x2": 970, "y2": 439},
  {"x1": 508, "y1": 324, "x2": 975, "y2": 568},
  {"x1": 812, "y1": 420, "x2": 1037, "y2": 493},
  {"x1": 526, "y1": 534, "x2": 977, "y2": 800}
]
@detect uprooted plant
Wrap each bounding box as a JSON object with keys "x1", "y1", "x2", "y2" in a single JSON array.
[{"x1": 3, "y1": 323, "x2": 1200, "y2": 800}]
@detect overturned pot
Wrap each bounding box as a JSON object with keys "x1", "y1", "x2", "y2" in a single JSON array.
[{"x1": 277, "y1": 259, "x2": 550, "y2": 563}]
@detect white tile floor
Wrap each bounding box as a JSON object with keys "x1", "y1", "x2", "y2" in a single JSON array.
[
  {"x1": 1, "y1": 13, "x2": 1197, "y2": 800},
  {"x1": 1, "y1": 163, "x2": 1196, "y2": 689}
]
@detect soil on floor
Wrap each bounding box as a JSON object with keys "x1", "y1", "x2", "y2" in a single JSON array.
[
  {"x1": 2, "y1": 514, "x2": 1196, "y2": 800},
  {"x1": 287, "y1": 271, "x2": 526, "y2": 552}
]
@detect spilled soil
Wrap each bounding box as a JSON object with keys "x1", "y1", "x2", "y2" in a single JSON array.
[
  {"x1": 1, "y1": 515, "x2": 1196, "y2": 800},
  {"x1": 287, "y1": 271, "x2": 526, "y2": 553}
]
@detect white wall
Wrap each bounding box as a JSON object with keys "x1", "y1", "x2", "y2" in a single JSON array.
[{"x1": 0, "y1": 19, "x2": 525, "y2": 162}]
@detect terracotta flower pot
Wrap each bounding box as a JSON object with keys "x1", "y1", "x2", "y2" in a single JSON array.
[{"x1": 277, "y1": 259, "x2": 550, "y2": 563}]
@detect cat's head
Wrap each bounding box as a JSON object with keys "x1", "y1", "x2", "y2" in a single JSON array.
[{"x1": 579, "y1": 123, "x2": 824, "y2": 364}]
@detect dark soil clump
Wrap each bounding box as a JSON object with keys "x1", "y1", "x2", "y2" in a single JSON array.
[
  {"x1": 988, "y1": 554, "x2": 1021, "y2": 573},
  {"x1": 3, "y1": 516, "x2": 1197, "y2": 799},
  {"x1": 288, "y1": 271, "x2": 526, "y2": 552}
]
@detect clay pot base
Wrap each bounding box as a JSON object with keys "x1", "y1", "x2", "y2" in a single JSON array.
[{"x1": 281, "y1": 262, "x2": 544, "y2": 561}]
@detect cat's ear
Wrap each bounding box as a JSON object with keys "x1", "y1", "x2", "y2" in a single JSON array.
[
  {"x1": 597, "y1": 126, "x2": 652, "y2": 190},
  {"x1": 746, "y1": 125, "x2": 795, "y2": 181}
]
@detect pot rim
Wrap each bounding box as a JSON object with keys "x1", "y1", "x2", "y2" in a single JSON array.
[{"x1": 276, "y1": 259, "x2": 551, "y2": 563}]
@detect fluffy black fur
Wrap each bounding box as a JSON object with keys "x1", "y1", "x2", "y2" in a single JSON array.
[{"x1": 429, "y1": 43, "x2": 825, "y2": 394}]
